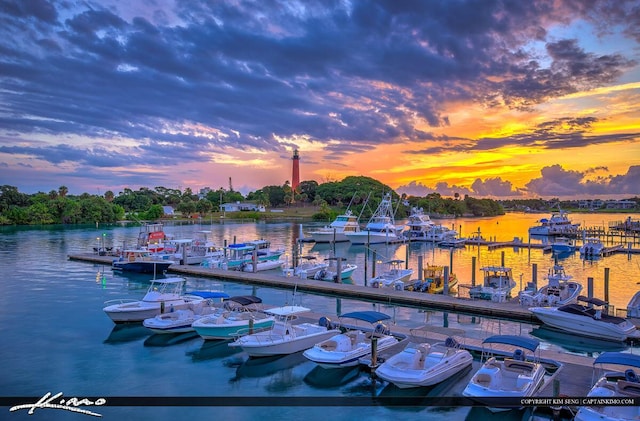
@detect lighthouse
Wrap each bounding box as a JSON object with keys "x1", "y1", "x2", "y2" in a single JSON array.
[{"x1": 291, "y1": 148, "x2": 300, "y2": 192}]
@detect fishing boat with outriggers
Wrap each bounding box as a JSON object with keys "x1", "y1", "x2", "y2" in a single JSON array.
[
  {"x1": 518, "y1": 264, "x2": 582, "y2": 306},
  {"x1": 528, "y1": 208, "x2": 580, "y2": 237},
  {"x1": 344, "y1": 193, "x2": 405, "y2": 245}
]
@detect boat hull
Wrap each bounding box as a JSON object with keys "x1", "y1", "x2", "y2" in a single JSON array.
[
  {"x1": 309, "y1": 231, "x2": 350, "y2": 243},
  {"x1": 530, "y1": 307, "x2": 635, "y2": 342},
  {"x1": 303, "y1": 334, "x2": 397, "y2": 369},
  {"x1": 111, "y1": 261, "x2": 173, "y2": 274},
  {"x1": 193, "y1": 318, "x2": 275, "y2": 340},
  {"x1": 230, "y1": 326, "x2": 341, "y2": 357},
  {"x1": 104, "y1": 300, "x2": 193, "y2": 323}
]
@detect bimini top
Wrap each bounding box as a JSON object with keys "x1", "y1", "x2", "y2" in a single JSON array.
[
  {"x1": 594, "y1": 352, "x2": 640, "y2": 368},
  {"x1": 265, "y1": 305, "x2": 310, "y2": 317},
  {"x1": 339, "y1": 311, "x2": 391, "y2": 324},
  {"x1": 482, "y1": 335, "x2": 540, "y2": 352},
  {"x1": 577, "y1": 295, "x2": 608, "y2": 306},
  {"x1": 151, "y1": 277, "x2": 186, "y2": 284},
  {"x1": 187, "y1": 291, "x2": 230, "y2": 299},
  {"x1": 227, "y1": 295, "x2": 262, "y2": 306}
]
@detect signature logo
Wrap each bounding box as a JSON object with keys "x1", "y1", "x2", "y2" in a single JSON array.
[{"x1": 10, "y1": 392, "x2": 106, "y2": 417}]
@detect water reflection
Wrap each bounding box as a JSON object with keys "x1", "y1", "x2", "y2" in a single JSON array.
[
  {"x1": 232, "y1": 351, "x2": 308, "y2": 381},
  {"x1": 530, "y1": 326, "x2": 627, "y2": 355},
  {"x1": 143, "y1": 331, "x2": 199, "y2": 347},
  {"x1": 186, "y1": 339, "x2": 241, "y2": 362},
  {"x1": 304, "y1": 365, "x2": 362, "y2": 388},
  {"x1": 104, "y1": 322, "x2": 151, "y2": 344}
]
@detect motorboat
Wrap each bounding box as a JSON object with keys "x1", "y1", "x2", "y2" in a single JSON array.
[
  {"x1": 550, "y1": 236, "x2": 576, "y2": 254},
  {"x1": 136, "y1": 222, "x2": 169, "y2": 249},
  {"x1": 580, "y1": 237, "x2": 605, "y2": 258},
  {"x1": 375, "y1": 338, "x2": 473, "y2": 389},
  {"x1": 303, "y1": 311, "x2": 398, "y2": 369},
  {"x1": 192, "y1": 295, "x2": 275, "y2": 340},
  {"x1": 221, "y1": 242, "x2": 286, "y2": 272},
  {"x1": 111, "y1": 249, "x2": 176, "y2": 274},
  {"x1": 142, "y1": 291, "x2": 229, "y2": 334},
  {"x1": 518, "y1": 264, "x2": 582, "y2": 306},
  {"x1": 462, "y1": 335, "x2": 546, "y2": 405},
  {"x1": 438, "y1": 236, "x2": 466, "y2": 248},
  {"x1": 574, "y1": 352, "x2": 640, "y2": 421},
  {"x1": 467, "y1": 266, "x2": 516, "y2": 301},
  {"x1": 103, "y1": 277, "x2": 206, "y2": 323},
  {"x1": 530, "y1": 295, "x2": 637, "y2": 342},
  {"x1": 528, "y1": 209, "x2": 580, "y2": 236},
  {"x1": 164, "y1": 235, "x2": 223, "y2": 265},
  {"x1": 626, "y1": 291, "x2": 640, "y2": 318},
  {"x1": 286, "y1": 256, "x2": 329, "y2": 279},
  {"x1": 370, "y1": 259, "x2": 414, "y2": 289},
  {"x1": 422, "y1": 265, "x2": 458, "y2": 294},
  {"x1": 308, "y1": 210, "x2": 361, "y2": 243},
  {"x1": 344, "y1": 193, "x2": 405, "y2": 244},
  {"x1": 228, "y1": 306, "x2": 341, "y2": 357},
  {"x1": 312, "y1": 257, "x2": 357, "y2": 281}
]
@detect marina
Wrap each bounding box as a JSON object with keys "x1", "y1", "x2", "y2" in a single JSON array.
[{"x1": 3, "y1": 212, "x2": 640, "y2": 420}]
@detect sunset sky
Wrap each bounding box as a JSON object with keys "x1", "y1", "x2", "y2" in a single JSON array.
[{"x1": 1, "y1": 0, "x2": 639, "y2": 199}]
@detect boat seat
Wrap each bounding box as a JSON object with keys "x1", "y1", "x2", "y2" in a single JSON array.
[{"x1": 618, "y1": 380, "x2": 640, "y2": 394}]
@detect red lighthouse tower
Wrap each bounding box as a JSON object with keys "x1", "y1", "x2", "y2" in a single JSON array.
[{"x1": 291, "y1": 148, "x2": 300, "y2": 192}]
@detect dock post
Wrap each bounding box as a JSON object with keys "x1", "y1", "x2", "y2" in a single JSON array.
[
  {"x1": 249, "y1": 318, "x2": 254, "y2": 334},
  {"x1": 418, "y1": 255, "x2": 423, "y2": 281},
  {"x1": 224, "y1": 239, "x2": 227, "y2": 248},
  {"x1": 372, "y1": 251, "x2": 377, "y2": 278},
  {"x1": 444, "y1": 266, "x2": 449, "y2": 296},
  {"x1": 233, "y1": 235, "x2": 236, "y2": 244},
  {"x1": 370, "y1": 337, "x2": 378, "y2": 369},
  {"x1": 160, "y1": 301, "x2": 165, "y2": 314},
  {"x1": 405, "y1": 244, "x2": 409, "y2": 270},
  {"x1": 501, "y1": 251, "x2": 505, "y2": 267},
  {"x1": 252, "y1": 249, "x2": 258, "y2": 273},
  {"x1": 449, "y1": 247, "x2": 454, "y2": 275},
  {"x1": 471, "y1": 257, "x2": 476, "y2": 286},
  {"x1": 336, "y1": 257, "x2": 342, "y2": 283},
  {"x1": 604, "y1": 268, "x2": 610, "y2": 304},
  {"x1": 587, "y1": 277, "x2": 594, "y2": 301},
  {"x1": 364, "y1": 248, "x2": 368, "y2": 286},
  {"x1": 532, "y1": 263, "x2": 538, "y2": 291}
]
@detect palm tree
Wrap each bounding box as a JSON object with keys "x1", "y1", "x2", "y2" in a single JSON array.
[{"x1": 58, "y1": 186, "x2": 68, "y2": 198}]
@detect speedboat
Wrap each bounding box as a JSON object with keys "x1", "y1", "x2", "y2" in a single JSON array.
[
  {"x1": 528, "y1": 209, "x2": 580, "y2": 236},
  {"x1": 192, "y1": 295, "x2": 275, "y2": 340},
  {"x1": 103, "y1": 277, "x2": 205, "y2": 323},
  {"x1": 344, "y1": 193, "x2": 405, "y2": 245},
  {"x1": 626, "y1": 291, "x2": 640, "y2": 318},
  {"x1": 370, "y1": 259, "x2": 413, "y2": 289},
  {"x1": 308, "y1": 209, "x2": 361, "y2": 243},
  {"x1": 580, "y1": 237, "x2": 605, "y2": 258},
  {"x1": 375, "y1": 338, "x2": 473, "y2": 388},
  {"x1": 111, "y1": 249, "x2": 176, "y2": 274},
  {"x1": 142, "y1": 291, "x2": 229, "y2": 334},
  {"x1": 550, "y1": 236, "x2": 576, "y2": 254},
  {"x1": 518, "y1": 264, "x2": 582, "y2": 306},
  {"x1": 287, "y1": 255, "x2": 329, "y2": 279},
  {"x1": 468, "y1": 266, "x2": 516, "y2": 301},
  {"x1": 303, "y1": 311, "x2": 398, "y2": 369},
  {"x1": 312, "y1": 257, "x2": 357, "y2": 281},
  {"x1": 462, "y1": 335, "x2": 546, "y2": 405},
  {"x1": 228, "y1": 306, "x2": 340, "y2": 357},
  {"x1": 530, "y1": 295, "x2": 637, "y2": 342},
  {"x1": 575, "y1": 352, "x2": 640, "y2": 421}
]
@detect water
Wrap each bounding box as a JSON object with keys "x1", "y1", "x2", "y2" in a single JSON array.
[{"x1": 1, "y1": 213, "x2": 639, "y2": 420}]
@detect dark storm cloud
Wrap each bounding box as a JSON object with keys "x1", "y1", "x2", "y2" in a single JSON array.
[{"x1": 0, "y1": 0, "x2": 638, "y2": 171}]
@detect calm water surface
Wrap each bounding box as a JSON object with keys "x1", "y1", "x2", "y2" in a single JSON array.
[{"x1": 2, "y1": 212, "x2": 639, "y2": 420}]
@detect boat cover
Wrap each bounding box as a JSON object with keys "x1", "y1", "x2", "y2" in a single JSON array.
[
  {"x1": 339, "y1": 311, "x2": 391, "y2": 324},
  {"x1": 594, "y1": 352, "x2": 640, "y2": 368},
  {"x1": 227, "y1": 295, "x2": 262, "y2": 306},
  {"x1": 577, "y1": 295, "x2": 608, "y2": 306},
  {"x1": 187, "y1": 291, "x2": 230, "y2": 299},
  {"x1": 482, "y1": 335, "x2": 540, "y2": 351}
]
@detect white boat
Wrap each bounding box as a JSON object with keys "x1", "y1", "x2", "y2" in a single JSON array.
[
  {"x1": 462, "y1": 335, "x2": 546, "y2": 406},
  {"x1": 370, "y1": 259, "x2": 414, "y2": 289},
  {"x1": 575, "y1": 352, "x2": 640, "y2": 421},
  {"x1": 404, "y1": 207, "x2": 436, "y2": 241},
  {"x1": 228, "y1": 306, "x2": 341, "y2": 357},
  {"x1": 303, "y1": 311, "x2": 398, "y2": 369},
  {"x1": 438, "y1": 235, "x2": 467, "y2": 248},
  {"x1": 142, "y1": 291, "x2": 229, "y2": 334},
  {"x1": 240, "y1": 258, "x2": 285, "y2": 272},
  {"x1": 375, "y1": 338, "x2": 473, "y2": 388},
  {"x1": 528, "y1": 209, "x2": 580, "y2": 236},
  {"x1": 626, "y1": 291, "x2": 640, "y2": 318},
  {"x1": 550, "y1": 236, "x2": 576, "y2": 254},
  {"x1": 218, "y1": 242, "x2": 286, "y2": 271},
  {"x1": 287, "y1": 256, "x2": 329, "y2": 279},
  {"x1": 192, "y1": 295, "x2": 275, "y2": 340},
  {"x1": 103, "y1": 277, "x2": 205, "y2": 323},
  {"x1": 344, "y1": 193, "x2": 405, "y2": 244},
  {"x1": 518, "y1": 264, "x2": 583, "y2": 306},
  {"x1": 468, "y1": 266, "x2": 516, "y2": 301},
  {"x1": 580, "y1": 237, "x2": 605, "y2": 258},
  {"x1": 164, "y1": 233, "x2": 224, "y2": 265},
  {"x1": 530, "y1": 295, "x2": 637, "y2": 342},
  {"x1": 312, "y1": 257, "x2": 357, "y2": 281},
  {"x1": 308, "y1": 210, "x2": 361, "y2": 243},
  {"x1": 111, "y1": 249, "x2": 176, "y2": 274}
]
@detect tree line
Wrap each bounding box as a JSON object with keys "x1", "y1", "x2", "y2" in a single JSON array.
[{"x1": 0, "y1": 176, "x2": 505, "y2": 225}]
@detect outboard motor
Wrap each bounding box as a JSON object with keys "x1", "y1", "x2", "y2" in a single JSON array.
[{"x1": 374, "y1": 323, "x2": 390, "y2": 335}]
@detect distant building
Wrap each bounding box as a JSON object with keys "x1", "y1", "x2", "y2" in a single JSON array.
[
  {"x1": 162, "y1": 206, "x2": 175, "y2": 216},
  {"x1": 220, "y1": 202, "x2": 265, "y2": 212}
]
